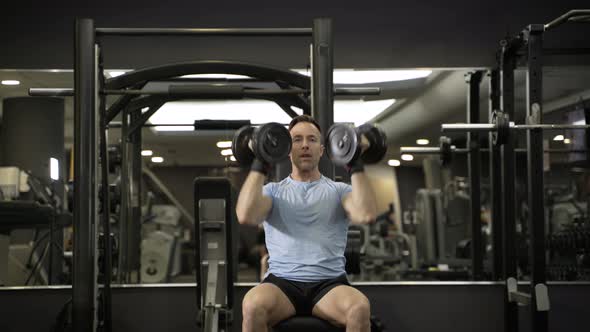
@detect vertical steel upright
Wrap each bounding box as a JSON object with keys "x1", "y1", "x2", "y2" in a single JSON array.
[
  {"x1": 487, "y1": 69, "x2": 503, "y2": 280},
  {"x1": 129, "y1": 109, "x2": 143, "y2": 282},
  {"x1": 312, "y1": 18, "x2": 335, "y2": 180},
  {"x1": 119, "y1": 106, "x2": 130, "y2": 282},
  {"x1": 500, "y1": 39, "x2": 519, "y2": 332},
  {"x1": 466, "y1": 71, "x2": 483, "y2": 280},
  {"x1": 73, "y1": 18, "x2": 98, "y2": 332},
  {"x1": 525, "y1": 24, "x2": 548, "y2": 332},
  {"x1": 98, "y1": 45, "x2": 113, "y2": 332}
]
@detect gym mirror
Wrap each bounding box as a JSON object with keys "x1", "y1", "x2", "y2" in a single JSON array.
[{"x1": 0, "y1": 66, "x2": 588, "y2": 287}]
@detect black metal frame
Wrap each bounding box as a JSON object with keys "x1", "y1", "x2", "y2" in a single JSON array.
[
  {"x1": 493, "y1": 9, "x2": 590, "y2": 332},
  {"x1": 71, "y1": 17, "x2": 335, "y2": 332},
  {"x1": 487, "y1": 68, "x2": 503, "y2": 281},
  {"x1": 73, "y1": 18, "x2": 98, "y2": 332},
  {"x1": 97, "y1": 41, "x2": 113, "y2": 332},
  {"x1": 466, "y1": 71, "x2": 484, "y2": 280},
  {"x1": 498, "y1": 37, "x2": 520, "y2": 332},
  {"x1": 524, "y1": 24, "x2": 548, "y2": 332},
  {"x1": 312, "y1": 18, "x2": 335, "y2": 179}
]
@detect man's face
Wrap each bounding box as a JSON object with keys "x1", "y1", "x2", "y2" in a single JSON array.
[{"x1": 289, "y1": 122, "x2": 324, "y2": 172}]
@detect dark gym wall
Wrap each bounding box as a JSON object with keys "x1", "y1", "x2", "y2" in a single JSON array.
[
  {"x1": 0, "y1": 97, "x2": 65, "y2": 198},
  {"x1": 1, "y1": 284, "x2": 589, "y2": 332},
  {"x1": 396, "y1": 166, "x2": 425, "y2": 213},
  {"x1": 149, "y1": 166, "x2": 247, "y2": 224},
  {"x1": 1, "y1": 1, "x2": 589, "y2": 70}
]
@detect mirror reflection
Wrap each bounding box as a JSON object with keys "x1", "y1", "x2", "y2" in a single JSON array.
[{"x1": 0, "y1": 66, "x2": 588, "y2": 286}]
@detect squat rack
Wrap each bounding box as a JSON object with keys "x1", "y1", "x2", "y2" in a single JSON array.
[
  {"x1": 398, "y1": 8, "x2": 590, "y2": 332},
  {"x1": 443, "y1": 9, "x2": 590, "y2": 332},
  {"x1": 65, "y1": 17, "x2": 350, "y2": 332}
]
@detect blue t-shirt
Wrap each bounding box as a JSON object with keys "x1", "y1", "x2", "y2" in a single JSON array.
[{"x1": 262, "y1": 175, "x2": 352, "y2": 282}]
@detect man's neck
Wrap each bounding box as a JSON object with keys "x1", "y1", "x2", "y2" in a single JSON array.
[{"x1": 290, "y1": 167, "x2": 321, "y2": 182}]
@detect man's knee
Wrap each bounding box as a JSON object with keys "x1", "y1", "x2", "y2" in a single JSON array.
[
  {"x1": 346, "y1": 296, "x2": 371, "y2": 322},
  {"x1": 242, "y1": 295, "x2": 268, "y2": 321}
]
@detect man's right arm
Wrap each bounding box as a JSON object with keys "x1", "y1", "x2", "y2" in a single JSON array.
[{"x1": 236, "y1": 171, "x2": 273, "y2": 226}]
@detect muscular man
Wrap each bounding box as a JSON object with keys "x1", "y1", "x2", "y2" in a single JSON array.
[{"x1": 236, "y1": 115, "x2": 377, "y2": 332}]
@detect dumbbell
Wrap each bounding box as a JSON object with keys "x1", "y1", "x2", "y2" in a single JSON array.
[
  {"x1": 231, "y1": 122, "x2": 292, "y2": 165},
  {"x1": 325, "y1": 123, "x2": 387, "y2": 166}
]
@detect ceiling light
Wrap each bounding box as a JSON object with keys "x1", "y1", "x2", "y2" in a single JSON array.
[
  {"x1": 1, "y1": 80, "x2": 20, "y2": 86},
  {"x1": 334, "y1": 99, "x2": 395, "y2": 126},
  {"x1": 563, "y1": 138, "x2": 571, "y2": 144},
  {"x1": 416, "y1": 139, "x2": 429, "y2": 145},
  {"x1": 553, "y1": 135, "x2": 564, "y2": 141},
  {"x1": 50, "y1": 158, "x2": 59, "y2": 180},
  {"x1": 220, "y1": 149, "x2": 233, "y2": 156},
  {"x1": 388, "y1": 159, "x2": 401, "y2": 167},
  {"x1": 294, "y1": 69, "x2": 432, "y2": 84},
  {"x1": 291, "y1": 106, "x2": 304, "y2": 115},
  {"x1": 216, "y1": 141, "x2": 232, "y2": 148},
  {"x1": 106, "y1": 71, "x2": 127, "y2": 78},
  {"x1": 230, "y1": 156, "x2": 237, "y2": 162},
  {"x1": 181, "y1": 73, "x2": 252, "y2": 79},
  {"x1": 151, "y1": 156, "x2": 164, "y2": 163},
  {"x1": 149, "y1": 98, "x2": 395, "y2": 131},
  {"x1": 401, "y1": 154, "x2": 414, "y2": 161},
  {"x1": 141, "y1": 150, "x2": 153, "y2": 156}
]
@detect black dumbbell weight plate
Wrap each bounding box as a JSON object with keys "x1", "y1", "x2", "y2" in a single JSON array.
[
  {"x1": 252, "y1": 122, "x2": 292, "y2": 164},
  {"x1": 492, "y1": 111, "x2": 510, "y2": 146},
  {"x1": 358, "y1": 124, "x2": 387, "y2": 164},
  {"x1": 232, "y1": 125, "x2": 256, "y2": 165},
  {"x1": 326, "y1": 124, "x2": 361, "y2": 166}
]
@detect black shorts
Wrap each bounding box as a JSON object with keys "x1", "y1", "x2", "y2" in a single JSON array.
[{"x1": 262, "y1": 273, "x2": 351, "y2": 315}]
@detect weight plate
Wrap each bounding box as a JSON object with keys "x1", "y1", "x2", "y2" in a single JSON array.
[
  {"x1": 253, "y1": 122, "x2": 292, "y2": 164},
  {"x1": 232, "y1": 125, "x2": 255, "y2": 165},
  {"x1": 326, "y1": 123, "x2": 361, "y2": 166},
  {"x1": 358, "y1": 124, "x2": 388, "y2": 164},
  {"x1": 439, "y1": 136, "x2": 453, "y2": 167}
]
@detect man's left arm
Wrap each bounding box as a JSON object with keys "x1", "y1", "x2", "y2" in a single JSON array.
[{"x1": 342, "y1": 172, "x2": 377, "y2": 225}]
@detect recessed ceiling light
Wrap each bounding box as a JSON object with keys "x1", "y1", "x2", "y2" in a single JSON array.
[
  {"x1": 416, "y1": 139, "x2": 429, "y2": 145},
  {"x1": 220, "y1": 149, "x2": 233, "y2": 156},
  {"x1": 216, "y1": 141, "x2": 232, "y2": 148},
  {"x1": 388, "y1": 159, "x2": 401, "y2": 167},
  {"x1": 294, "y1": 69, "x2": 432, "y2": 84},
  {"x1": 553, "y1": 135, "x2": 564, "y2": 141},
  {"x1": 181, "y1": 73, "x2": 252, "y2": 79},
  {"x1": 106, "y1": 71, "x2": 127, "y2": 78},
  {"x1": 141, "y1": 150, "x2": 153, "y2": 156},
  {"x1": 401, "y1": 154, "x2": 414, "y2": 161},
  {"x1": 150, "y1": 98, "x2": 395, "y2": 131},
  {"x1": 151, "y1": 156, "x2": 164, "y2": 163},
  {"x1": 1, "y1": 80, "x2": 20, "y2": 86},
  {"x1": 563, "y1": 138, "x2": 571, "y2": 144}
]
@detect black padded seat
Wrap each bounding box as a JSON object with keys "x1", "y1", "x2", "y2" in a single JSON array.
[{"x1": 272, "y1": 316, "x2": 345, "y2": 332}]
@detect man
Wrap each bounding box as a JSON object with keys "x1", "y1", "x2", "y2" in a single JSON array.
[{"x1": 236, "y1": 115, "x2": 377, "y2": 332}]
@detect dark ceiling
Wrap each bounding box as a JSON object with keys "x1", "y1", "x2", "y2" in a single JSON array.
[
  {"x1": 0, "y1": 1, "x2": 589, "y2": 167},
  {"x1": 1, "y1": 0, "x2": 590, "y2": 69}
]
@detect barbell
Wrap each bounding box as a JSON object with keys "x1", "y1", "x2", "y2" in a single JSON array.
[
  {"x1": 400, "y1": 136, "x2": 589, "y2": 167},
  {"x1": 442, "y1": 111, "x2": 590, "y2": 146}
]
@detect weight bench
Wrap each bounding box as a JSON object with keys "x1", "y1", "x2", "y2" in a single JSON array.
[{"x1": 273, "y1": 316, "x2": 344, "y2": 332}]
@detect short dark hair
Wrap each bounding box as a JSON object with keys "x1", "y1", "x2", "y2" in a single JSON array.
[{"x1": 288, "y1": 115, "x2": 321, "y2": 133}]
